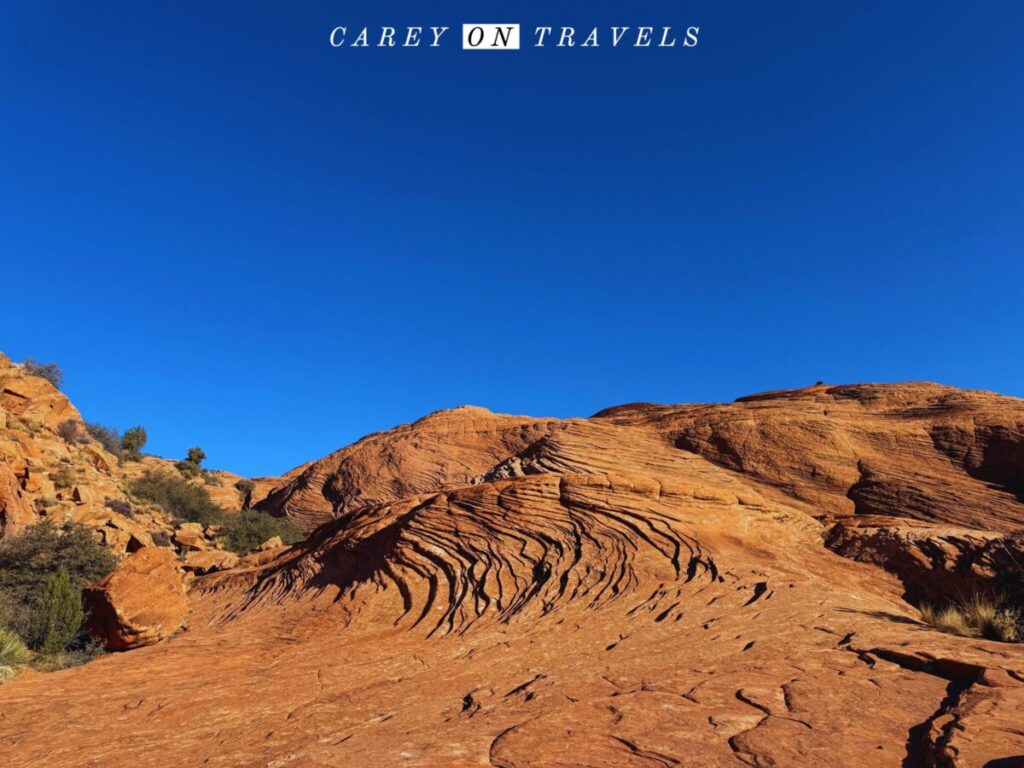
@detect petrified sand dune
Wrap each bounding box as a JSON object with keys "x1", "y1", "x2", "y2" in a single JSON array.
[{"x1": 2, "y1": 382, "x2": 1024, "y2": 766}]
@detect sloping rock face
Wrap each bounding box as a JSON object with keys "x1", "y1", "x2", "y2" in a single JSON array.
[
  {"x1": 258, "y1": 405, "x2": 557, "y2": 531},
  {"x1": 1, "y1": 382, "x2": 1023, "y2": 766},
  {"x1": 83, "y1": 547, "x2": 188, "y2": 650},
  {"x1": 0, "y1": 458, "x2": 33, "y2": 537},
  {"x1": 0, "y1": 352, "x2": 287, "y2": 561}
]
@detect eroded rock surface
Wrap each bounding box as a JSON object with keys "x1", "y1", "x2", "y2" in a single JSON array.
[{"x1": 1, "y1": 382, "x2": 1023, "y2": 766}]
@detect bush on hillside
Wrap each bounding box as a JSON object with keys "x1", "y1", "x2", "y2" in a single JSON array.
[
  {"x1": 220, "y1": 509, "x2": 303, "y2": 555},
  {"x1": 129, "y1": 470, "x2": 224, "y2": 526},
  {"x1": 0, "y1": 521, "x2": 117, "y2": 643},
  {"x1": 103, "y1": 498, "x2": 133, "y2": 517},
  {"x1": 121, "y1": 425, "x2": 148, "y2": 458},
  {"x1": 27, "y1": 567, "x2": 83, "y2": 654},
  {"x1": 22, "y1": 359, "x2": 63, "y2": 389},
  {"x1": 57, "y1": 419, "x2": 86, "y2": 444},
  {"x1": 201, "y1": 470, "x2": 223, "y2": 487},
  {"x1": 175, "y1": 460, "x2": 200, "y2": 478},
  {"x1": 176, "y1": 446, "x2": 208, "y2": 479},
  {"x1": 85, "y1": 422, "x2": 121, "y2": 454},
  {"x1": 51, "y1": 467, "x2": 76, "y2": 489}
]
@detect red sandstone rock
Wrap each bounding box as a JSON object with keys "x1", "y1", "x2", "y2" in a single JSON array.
[
  {"x1": 0, "y1": 459, "x2": 33, "y2": 537},
  {"x1": 83, "y1": 547, "x2": 188, "y2": 650},
  {"x1": 1, "y1": 382, "x2": 1023, "y2": 766},
  {"x1": 183, "y1": 549, "x2": 239, "y2": 575}
]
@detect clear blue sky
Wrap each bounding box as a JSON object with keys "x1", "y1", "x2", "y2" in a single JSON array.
[{"x1": 2, "y1": 2, "x2": 1022, "y2": 477}]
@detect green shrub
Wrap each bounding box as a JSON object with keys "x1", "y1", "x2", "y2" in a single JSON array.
[
  {"x1": 176, "y1": 447, "x2": 208, "y2": 480},
  {"x1": 0, "y1": 629, "x2": 30, "y2": 684},
  {"x1": 121, "y1": 425, "x2": 148, "y2": 457},
  {"x1": 28, "y1": 567, "x2": 83, "y2": 654},
  {"x1": 85, "y1": 422, "x2": 121, "y2": 454},
  {"x1": 51, "y1": 467, "x2": 76, "y2": 489},
  {"x1": 220, "y1": 509, "x2": 303, "y2": 555},
  {"x1": 175, "y1": 460, "x2": 200, "y2": 478},
  {"x1": 130, "y1": 470, "x2": 224, "y2": 526},
  {"x1": 0, "y1": 521, "x2": 117, "y2": 641},
  {"x1": 22, "y1": 359, "x2": 63, "y2": 389}
]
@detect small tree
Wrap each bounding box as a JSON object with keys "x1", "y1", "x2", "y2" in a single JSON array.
[
  {"x1": 0, "y1": 521, "x2": 116, "y2": 641},
  {"x1": 121, "y1": 425, "x2": 148, "y2": 456},
  {"x1": 177, "y1": 446, "x2": 207, "y2": 478},
  {"x1": 22, "y1": 359, "x2": 63, "y2": 389},
  {"x1": 28, "y1": 566, "x2": 83, "y2": 655}
]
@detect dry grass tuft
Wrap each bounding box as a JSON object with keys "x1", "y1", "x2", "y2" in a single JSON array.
[{"x1": 919, "y1": 597, "x2": 1020, "y2": 642}]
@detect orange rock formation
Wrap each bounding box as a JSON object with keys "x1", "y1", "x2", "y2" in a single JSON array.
[{"x1": 2, "y1": 381, "x2": 1023, "y2": 766}]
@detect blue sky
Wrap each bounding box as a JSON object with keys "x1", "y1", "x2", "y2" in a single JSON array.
[{"x1": 2, "y1": 2, "x2": 1022, "y2": 477}]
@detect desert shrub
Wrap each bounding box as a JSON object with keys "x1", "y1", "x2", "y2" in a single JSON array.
[
  {"x1": 32, "y1": 497, "x2": 58, "y2": 513},
  {"x1": 31, "y1": 635, "x2": 105, "y2": 672},
  {"x1": 0, "y1": 522, "x2": 116, "y2": 643},
  {"x1": 51, "y1": 467, "x2": 76, "y2": 489},
  {"x1": 129, "y1": 470, "x2": 224, "y2": 526},
  {"x1": 175, "y1": 460, "x2": 200, "y2": 478},
  {"x1": 104, "y1": 498, "x2": 133, "y2": 517},
  {"x1": 0, "y1": 629, "x2": 30, "y2": 684},
  {"x1": 202, "y1": 470, "x2": 223, "y2": 487},
  {"x1": 85, "y1": 422, "x2": 121, "y2": 454},
  {"x1": 150, "y1": 530, "x2": 172, "y2": 547},
  {"x1": 920, "y1": 604, "x2": 971, "y2": 636},
  {"x1": 920, "y1": 597, "x2": 1021, "y2": 643},
  {"x1": 28, "y1": 567, "x2": 83, "y2": 654},
  {"x1": 121, "y1": 425, "x2": 148, "y2": 457},
  {"x1": 57, "y1": 419, "x2": 86, "y2": 444},
  {"x1": 22, "y1": 359, "x2": 63, "y2": 389},
  {"x1": 176, "y1": 446, "x2": 208, "y2": 479},
  {"x1": 220, "y1": 509, "x2": 303, "y2": 556}
]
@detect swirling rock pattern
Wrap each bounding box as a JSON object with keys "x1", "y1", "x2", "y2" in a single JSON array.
[{"x1": 2, "y1": 383, "x2": 1024, "y2": 766}]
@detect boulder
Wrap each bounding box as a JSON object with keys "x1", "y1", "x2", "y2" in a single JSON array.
[
  {"x1": 174, "y1": 522, "x2": 208, "y2": 551},
  {"x1": 183, "y1": 549, "x2": 240, "y2": 575},
  {"x1": 80, "y1": 443, "x2": 117, "y2": 474},
  {"x1": 83, "y1": 547, "x2": 188, "y2": 650},
  {"x1": 259, "y1": 535, "x2": 283, "y2": 551}
]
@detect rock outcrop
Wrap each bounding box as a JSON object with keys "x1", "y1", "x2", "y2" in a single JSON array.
[
  {"x1": 1, "y1": 381, "x2": 1023, "y2": 766},
  {"x1": 0, "y1": 352, "x2": 287, "y2": 562},
  {"x1": 83, "y1": 547, "x2": 188, "y2": 650}
]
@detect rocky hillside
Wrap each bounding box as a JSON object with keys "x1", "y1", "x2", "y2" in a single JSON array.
[
  {"x1": 2, "y1": 377, "x2": 1024, "y2": 766},
  {"x1": 0, "y1": 352, "x2": 283, "y2": 564}
]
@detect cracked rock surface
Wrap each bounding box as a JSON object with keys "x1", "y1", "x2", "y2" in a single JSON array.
[{"x1": 2, "y1": 382, "x2": 1023, "y2": 766}]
